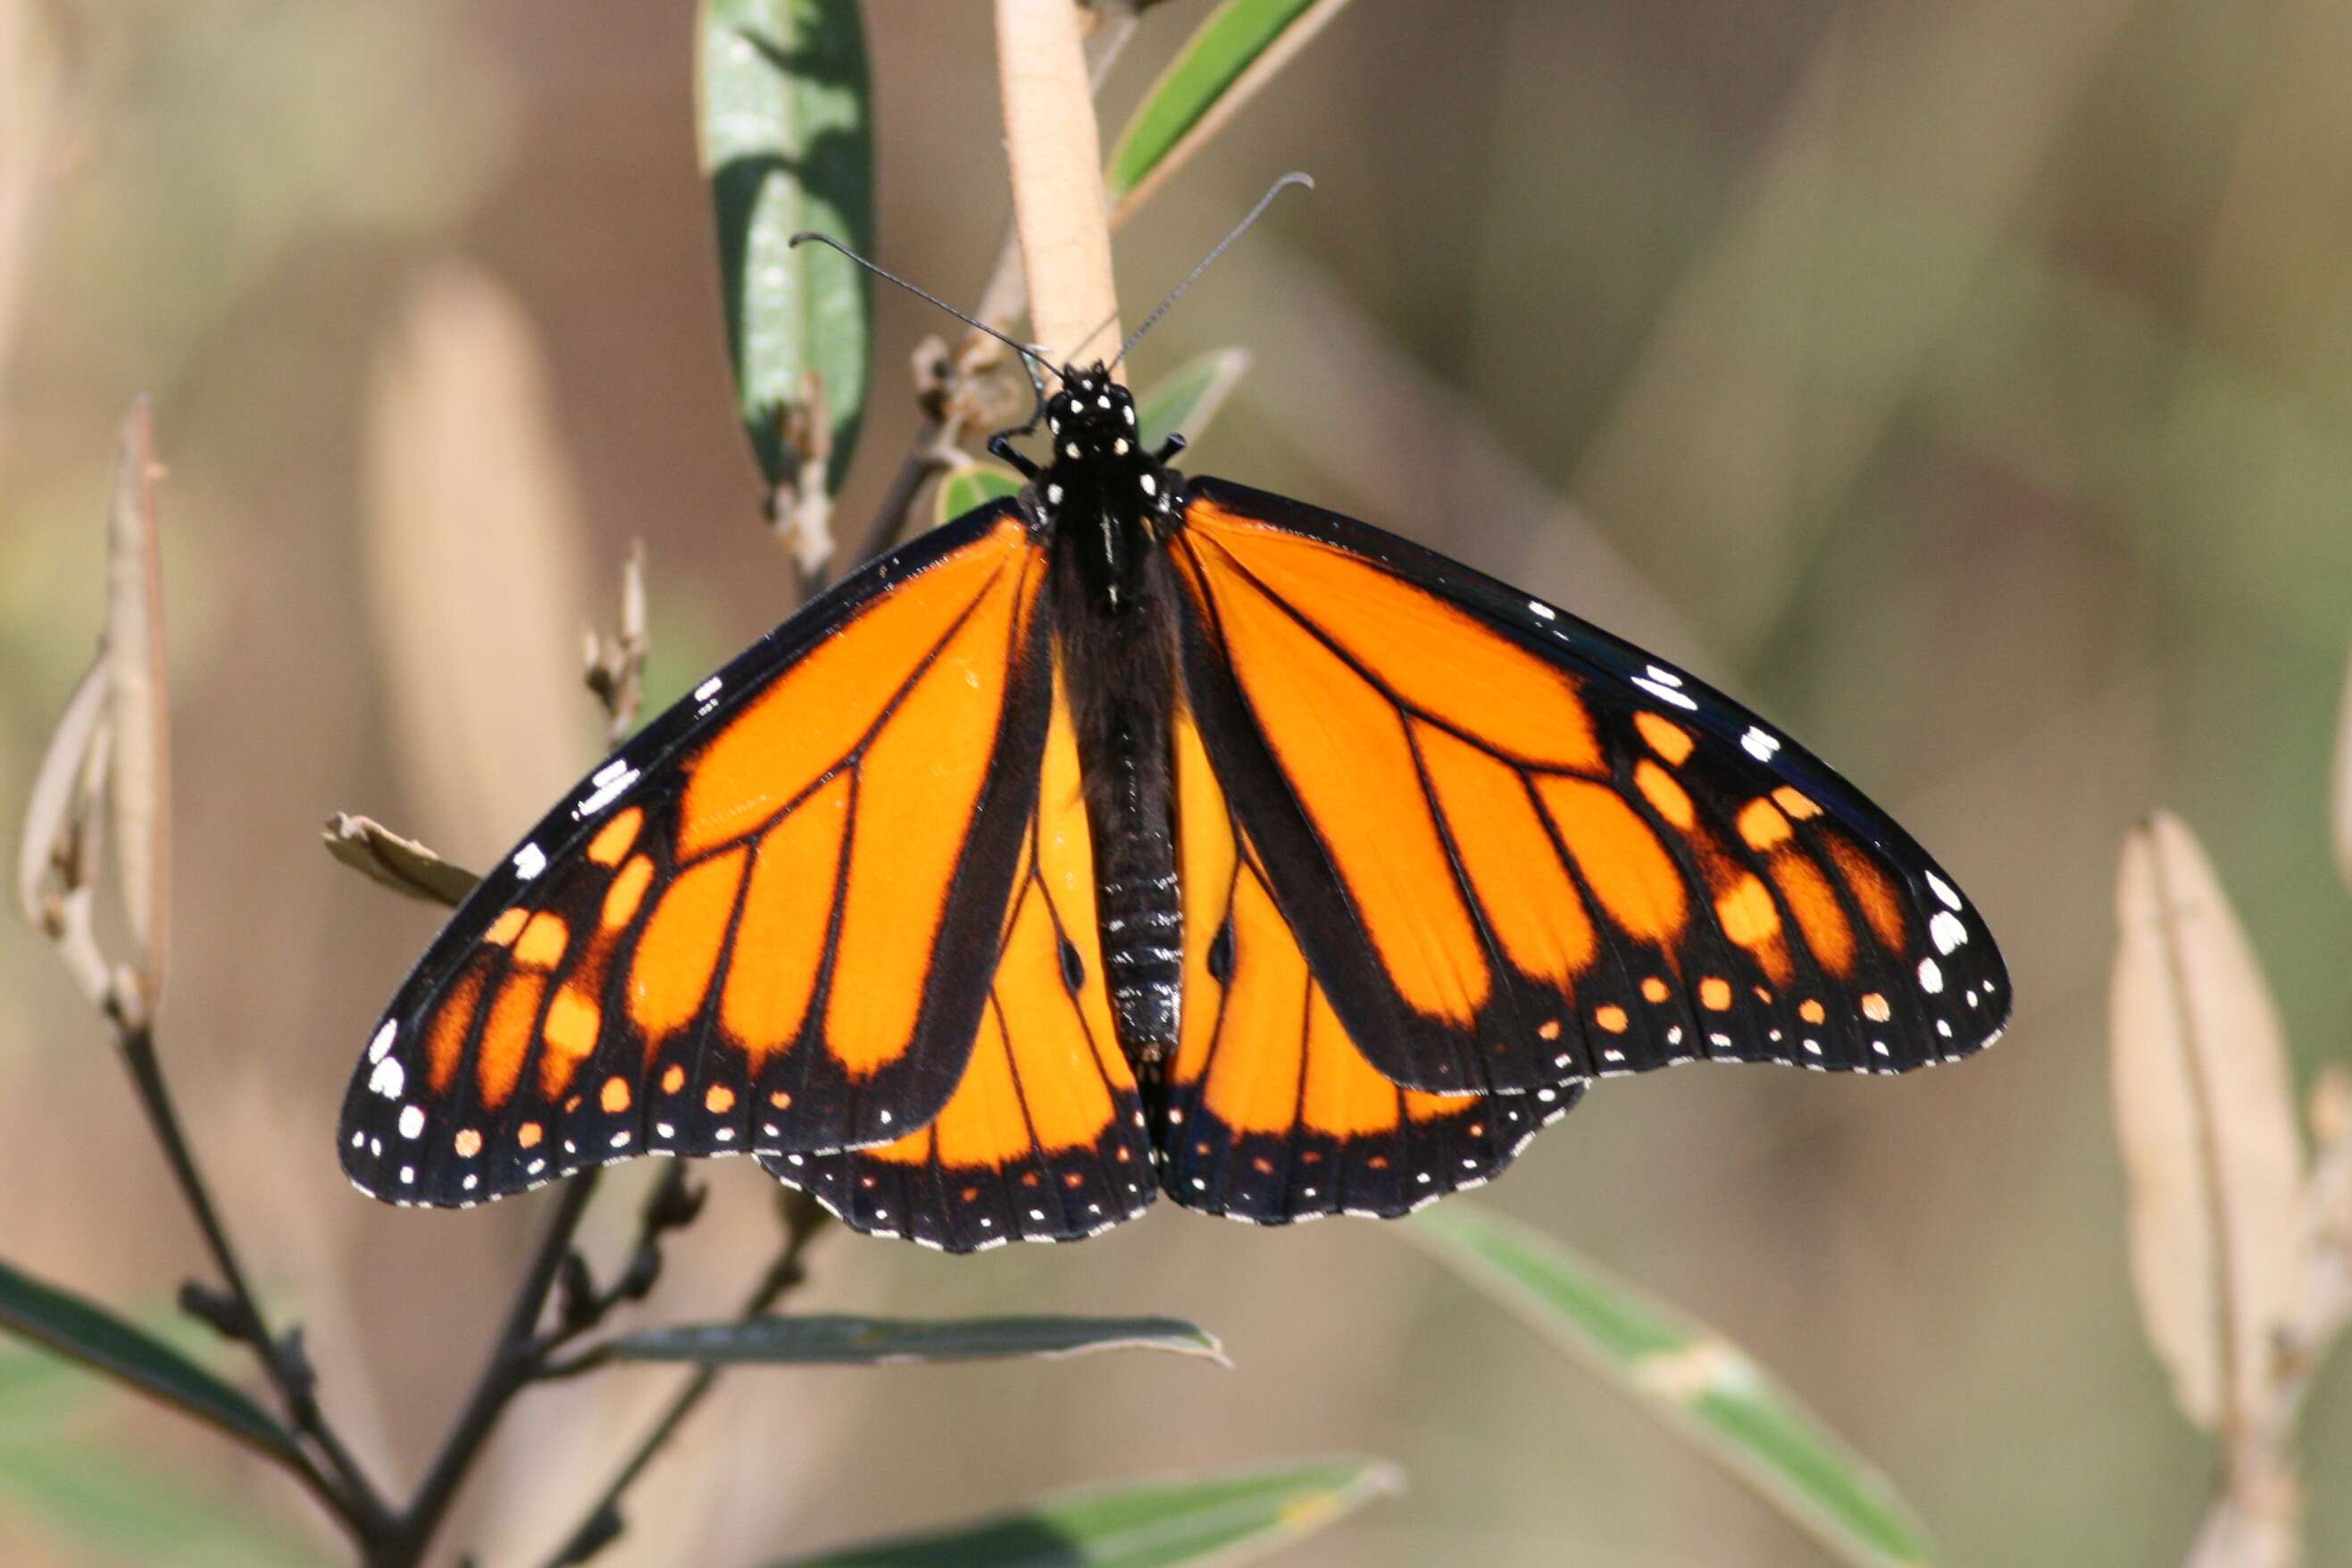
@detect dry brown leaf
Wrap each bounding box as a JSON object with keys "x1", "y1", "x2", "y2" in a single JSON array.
[
  {"x1": 997, "y1": 0, "x2": 1121, "y2": 370},
  {"x1": 319, "y1": 812, "x2": 480, "y2": 907},
  {"x1": 14, "y1": 654, "x2": 105, "y2": 932},
  {"x1": 2110, "y1": 813, "x2": 2304, "y2": 1433},
  {"x1": 362, "y1": 263, "x2": 596, "y2": 855},
  {"x1": 104, "y1": 396, "x2": 171, "y2": 1024}
]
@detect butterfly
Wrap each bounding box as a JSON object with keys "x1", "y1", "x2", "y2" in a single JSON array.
[{"x1": 338, "y1": 363, "x2": 2009, "y2": 1252}]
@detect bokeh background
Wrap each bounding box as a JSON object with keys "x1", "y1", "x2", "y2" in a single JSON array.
[{"x1": 4, "y1": 1, "x2": 2350, "y2": 1564}]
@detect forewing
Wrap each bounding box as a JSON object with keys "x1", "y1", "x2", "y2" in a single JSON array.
[
  {"x1": 766, "y1": 661, "x2": 1156, "y2": 1251},
  {"x1": 340, "y1": 504, "x2": 1054, "y2": 1206},
  {"x1": 1155, "y1": 706, "x2": 1581, "y2": 1224},
  {"x1": 1167, "y1": 476, "x2": 2007, "y2": 1097}
]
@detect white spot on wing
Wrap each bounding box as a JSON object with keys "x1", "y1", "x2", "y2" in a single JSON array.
[
  {"x1": 513, "y1": 843, "x2": 547, "y2": 880},
  {"x1": 370, "y1": 1057, "x2": 406, "y2": 1098},
  {"x1": 694, "y1": 675, "x2": 723, "y2": 703},
  {"x1": 1930, "y1": 911, "x2": 1967, "y2": 954},
  {"x1": 1741, "y1": 727, "x2": 1781, "y2": 762},
  {"x1": 368, "y1": 1021, "x2": 396, "y2": 1063},
  {"x1": 1925, "y1": 870, "x2": 1962, "y2": 911},
  {"x1": 1530, "y1": 601, "x2": 1557, "y2": 621},
  {"x1": 1633, "y1": 677, "x2": 1697, "y2": 711},
  {"x1": 398, "y1": 1105, "x2": 425, "y2": 1138},
  {"x1": 1918, "y1": 956, "x2": 1944, "y2": 993}
]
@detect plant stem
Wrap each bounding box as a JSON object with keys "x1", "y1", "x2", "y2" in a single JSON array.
[
  {"x1": 115, "y1": 1020, "x2": 390, "y2": 1534},
  {"x1": 372, "y1": 1171, "x2": 601, "y2": 1568}
]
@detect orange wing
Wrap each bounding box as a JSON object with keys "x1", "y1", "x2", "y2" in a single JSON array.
[
  {"x1": 768, "y1": 661, "x2": 1155, "y2": 1250},
  {"x1": 1154, "y1": 707, "x2": 1581, "y2": 1223},
  {"x1": 1166, "y1": 478, "x2": 2009, "y2": 1098},
  {"x1": 340, "y1": 505, "x2": 1056, "y2": 1207}
]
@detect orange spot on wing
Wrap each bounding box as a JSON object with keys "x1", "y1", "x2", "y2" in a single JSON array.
[
  {"x1": 453, "y1": 1128, "x2": 482, "y2": 1158},
  {"x1": 541, "y1": 984, "x2": 600, "y2": 1067},
  {"x1": 476, "y1": 972, "x2": 546, "y2": 1110},
  {"x1": 1634, "y1": 760, "x2": 1694, "y2": 830},
  {"x1": 1640, "y1": 975, "x2": 1671, "y2": 1003},
  {"x1": 1698, "y1": 977, "x2": 1732, "y2": 1011},
  {"x1": 628, "y1": 847, "x2": 747, "y2": 1044},
  {"x1": 705, "y1": 1083, "x2": 737, "y2": 1114},
  {"x1": 660, "y1": 1063, "x2": 685, "y2": 1095},
  {"x1": 1824, "y1": 834, "x2": 1907, "y2": 953},
  {"x1": 601, "y1": 1075, "x2": 632, "y2": 1113},
  {"x1": 603, "y1": 855, "x2": 655, "y2": 931},
  {"x1": 1772, "y1": 787, "x2": 1822, "y2": 820},
  {"x1": 1634, "y1": 713, "x2": 1694, "y2": 765},
  {"x1": 426, "y1": 962, "x2": 488, "y2": 1093},
  {"x1": 1800, "y1": 998, "x2": 1826, "y2": 1024},
  {"x1": 1416, "y1": 721, "x2": 1596, "y2": 988},
  {"x1": 587, "y1": 807, "x2": 643, "y2": 867},
  {"x1": 1594, "y1": 1004, "x2": 1629, "y2": 1033},
  {"x1": 1767, "y1": 851, "x2": 1856, "y2": 980},
  {"x1": 678, "y1": 521, "x2": 1029, "y2": 859},
  {"x1": 1714, "y1": 875, "x2": 1781, "y2": 948},
  {"x1": 515, "y1": 913, "x2": 569, "y2": 970},
  {"x1": 1182, "y1": 503, "x2": 1606, "y2": 773},
  {"x1": 721, "y1": 771, "x2": 851, "y2": 1068},
  {"x1": 482, "y1": 907, "x2": 527, "y2": 947},
  {"x1": 1738, "y1": 797, "x2": 1793, "y2": 851},
  {"x1": 823, "y1": 560, "x2": 1033, "y2": 1075},
  {"x1": 1539, "y1": 778, "x2": 1688, "y2": 944},
  {"x1": 518, "y1": 1122, "x2": 543, "y2": 1148},
  {"x1": 1862, "y1": 992, "x2": 1891, "y2": 1022}
]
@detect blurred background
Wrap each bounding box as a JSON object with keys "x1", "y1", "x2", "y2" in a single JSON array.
[{"x1": 4, "y1": 1, "x2": 2349, "y2": 1564}]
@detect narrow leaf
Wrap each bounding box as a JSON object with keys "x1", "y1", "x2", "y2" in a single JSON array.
[
  {"x1": 0, "y1": 1258, "x2": 299, "y2": 1464},
  {"x1": 1104, "y1": 0, "x2": 1354, "y2": 223},
  {"x1": 605, "y1": 1313, "x2": 1225, "y2": 1369},
  {"x1": 698, "y1": 0, "x2": 873, "y2": 495},
  {"x1": 1135, "y1": 348, "x2": 1250, "y2": 455},
  {"x1": 932, "y1": 463, "x2": 1026, "y2": 529},
  {"x1": 767, "y1": 1455, "x2": 1397, "y2": 1568},
  {"x1": 319, "y1": 813, "x2": 480, "y2": 906},
  {"x1": 1408, "y1": 1204, "x2": 1937, "y2": 1568},
  {"x1": 104, "y1": 396, "x2": 171, "y2": 1022},
  {"x1": 2334, "y1": 638, "x2": 2352, "y2": 891},
  {"x1": 2110, "y1": 813, "x2": 2304, "y2": 1430}
]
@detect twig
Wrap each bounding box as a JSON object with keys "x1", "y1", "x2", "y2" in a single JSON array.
[
  {"x1": 372, "y1": 1172, "x2": 603, "y2": 1568},
  {"x1": 581, "y1": 540, "x2": 650, "y2": 746},
  {"x1": 531, "y1": 1192, "x2": 830, "y2": 1568},
  {"x1": 117, "y1": 1019, "x2": 390, "y2": 1534}
]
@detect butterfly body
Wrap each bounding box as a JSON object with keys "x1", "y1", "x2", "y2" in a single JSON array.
[{"x1": 340, "y1": 364, "x2": 2009, "y2": 1250}]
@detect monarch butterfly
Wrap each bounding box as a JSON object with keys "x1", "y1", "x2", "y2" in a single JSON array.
[{"x1": 340, "y1": 346, "x2": 2007, "y2": 1253}]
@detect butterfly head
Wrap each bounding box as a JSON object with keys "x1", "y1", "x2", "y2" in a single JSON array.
[{"x1": 1044, "y1": 364, "x2": 1142, "y2": 466}]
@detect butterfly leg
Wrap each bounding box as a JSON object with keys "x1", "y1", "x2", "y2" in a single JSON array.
[{"x1": 988, "y1": 434, "x2": 1042, "y2": 480}]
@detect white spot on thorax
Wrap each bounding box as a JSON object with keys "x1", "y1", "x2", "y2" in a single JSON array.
[{"x1": 1139, "y1": 473, "x2": 1157, "y2": 496}]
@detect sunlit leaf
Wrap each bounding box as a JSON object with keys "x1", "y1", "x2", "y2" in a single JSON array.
[
  {"x1": 698, "y1": 0, "x2": 873, "y2": 496},
  {"x1": 1408, "y1": 1204, "x2": 1937, "y2": 1568},
  {"x1": 1135, "y1": 348, "x2": 1250, "y2": 455},
  {"x1": 2110, "y1": 812, "x2": 2304, "y2": 1430},
  {"x1": 0, "y1": 1258, "x2": 299, "y2": 1464},
  {"x1": 1104, "y1": 0, "x2": 1353, "y2": 222},
  {"x1": 605, "y1": 1314, "x2": 1225, "y2": 1369},
  {"x1": 932, "y1": 463, "x2": 1026, "y2": 529},
  {"x1": 766, "y1": 1455, "x2": 1397, "y2": 1568}
]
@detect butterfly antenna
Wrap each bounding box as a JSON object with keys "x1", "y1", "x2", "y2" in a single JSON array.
[
  {"x1": 1110, "y1": 171, "x2": 1314, "y2": 371},
  {"x1": 788, "y1": 230, "x2": 1055, "y2": 425}
]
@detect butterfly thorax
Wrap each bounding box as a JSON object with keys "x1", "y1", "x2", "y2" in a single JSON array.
[{"x1": 1032, "y1": 367, "x2": 1187, "y2": 1067}]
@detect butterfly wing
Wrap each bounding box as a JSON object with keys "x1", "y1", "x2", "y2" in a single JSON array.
[
  {"x1": 1166, "y1": 477, "x2": 2008, "y2": 1098},
  {"x1": 1156, "y1": 705, "x2": 1581, "y2": 1223},
  {"x1": 339, "y1": 502, "x2": 1055, "y2": 1206},
  {"x1": 763, "y1": 658, "x2": 1156, "y2": 1251}
]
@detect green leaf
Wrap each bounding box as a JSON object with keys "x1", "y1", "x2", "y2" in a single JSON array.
[
  {"x1": 697, "y1": 0, "x2": 873, "y2": 495},
  {"x1": 0, "y1": 1258, "x2": 300, "y2": 1464},
  {"x1": 933, "y1": 463, "x2": 1027, "y2": 528},
  {"x1": 767, "y1": 1455, "x2": 1398, "y2": 1568},
  {"x1": 605, "y1": 1314, "x2": 1226, "y2": 1369},
  {"x1": 0, "y1": 1440, "x2": 321, "y2": 1567},
  {"x1": 1105, "y1": 0, "x2": 1351, "y2": 212},
  {"x1": 1407, "y1": 1205, "x2": 1937, "y2": 1568},
  {"x1": 1134, "y1": 348, "x2": 1251, "y2": 455}
]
